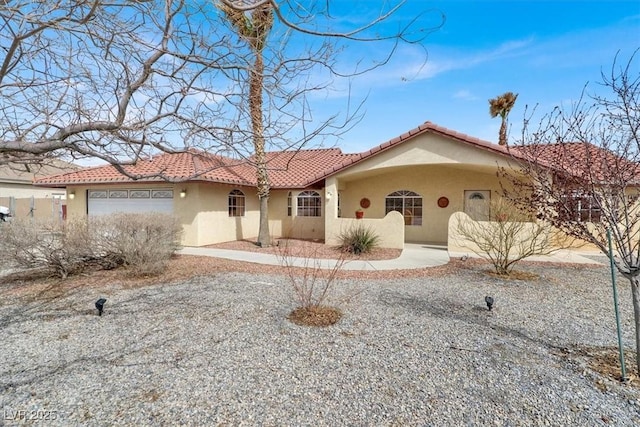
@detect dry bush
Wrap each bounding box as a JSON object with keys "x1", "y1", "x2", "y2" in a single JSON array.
[
  {"x1": 0, "y1": 218, "x2": 93, "y2": 278},
  {"x1": 0, "y1": 213, "x2": 182, "y2": 278},
  {"x1": 277, "y1": 240, "x2": 346, "y2": 326},
  {"x1": 89, "y1": 213, "x2": 183, "y2": 276},
  {"x1": 454, "y1": 198, "x2": 563, "y2": 276}
]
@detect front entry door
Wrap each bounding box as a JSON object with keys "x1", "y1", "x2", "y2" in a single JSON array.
[{"x1": 464, "y1": 190, "x2": 490, "y2": 221}]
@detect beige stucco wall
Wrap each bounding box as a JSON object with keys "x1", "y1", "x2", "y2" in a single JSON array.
[
  {"x1": 188, "y1": 185, "x2": 325, "y2": 246},
  {"x1": 324, "y1": 133, "x2": 512, "y2": 245},
  {"x1": 332, "y1": 165, "x2": 501, "y2": 244},
  {"x1": 338, "y1": 133, "x2": 509, "y2": 175},
  {"x1": 63, "y1": 183, "x2": 327, "y2": 247},
  {"x1": 1, "y1": 182, "x2": 66, "y2": 199}
]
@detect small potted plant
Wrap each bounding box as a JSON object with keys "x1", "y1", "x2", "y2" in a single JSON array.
[{"x1": 355, "y1": 208, "x2": 364, "y2": 219}]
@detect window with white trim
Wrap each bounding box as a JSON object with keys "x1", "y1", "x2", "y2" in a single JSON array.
[
  {"x1": 297, "y1": 190, "x2": 321, "y2": 217},
  {"x1": 228, "y1": 189, "x2": 245, "y2": 217},
  {"x1": 287, "y1": 191, "x2": 292, "y2": 217},
  {"x1": 562, "y1": 192, "x2": 601, "y2": 222},
  {"x1": 385, "y1": 190, "x2": 423, "y2": 225}
]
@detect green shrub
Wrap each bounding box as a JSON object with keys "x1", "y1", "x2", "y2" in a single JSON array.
[{"x1": 338, "y1": 225, "x2": 380, "y2": 255}]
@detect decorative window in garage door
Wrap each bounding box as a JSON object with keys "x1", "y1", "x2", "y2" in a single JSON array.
[
  {"x1": 109, "y1": 190, "x2": 128, "y2": 199},
  {"x1": 130, "y1": 190, "x2": 151, "y2": 199},
  {"x1": 88, "y1": 190, "x2": 108, "y2": 199},
  {"x1": 152, "y1": 189, "x2": 174, "y2": 199}
]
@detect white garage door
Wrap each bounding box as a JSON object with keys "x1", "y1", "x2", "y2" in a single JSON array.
[{"x1": 88, "y1": 189, "x2": 174, "y2": 216}]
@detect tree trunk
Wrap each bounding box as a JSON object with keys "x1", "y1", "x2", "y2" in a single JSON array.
[
  {"x1": 498, "y1": 117, "x2": 507, "y2": 146},
  {"x1": 251, "y1": 51, "x2": 271, "y2": 247},
  {"x1": 630, "y1": 276, "x2": 640, "y2": 376},
  {"x1": 257, "y1": 193, "x2": 270, "y2": 246}
]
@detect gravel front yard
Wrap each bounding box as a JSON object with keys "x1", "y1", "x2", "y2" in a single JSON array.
[{"x1": 1, "y1": 255, "x2": 640, "y2": 426}]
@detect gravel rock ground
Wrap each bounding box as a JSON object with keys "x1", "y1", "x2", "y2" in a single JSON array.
[{"x1": 1, "y1": 259, "x2": 639, "y2": 426}]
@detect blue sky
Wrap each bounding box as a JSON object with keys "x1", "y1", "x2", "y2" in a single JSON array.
[{"x1": 321, "y1": 0, "x2": 640, "y2": 153}]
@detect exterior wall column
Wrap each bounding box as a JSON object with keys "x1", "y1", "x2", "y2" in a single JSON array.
[{"x1": 324, "y1": 177, "x2": 339, "y2": 240}]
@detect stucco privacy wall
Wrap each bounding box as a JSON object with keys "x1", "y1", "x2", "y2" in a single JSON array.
[
  {"x1": 327, "y1": 133, "x2": 512, "y2": 244},
  {"x1": 448, "y1": 211, "x2": 549, "y2": 255},
  {"x1": 324, "y1": 177, "x2": 405, "y2": 249}
]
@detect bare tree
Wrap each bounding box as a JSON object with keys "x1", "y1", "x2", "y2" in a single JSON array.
[
  {"x1": 0, "y1": 0, "x2": 266, "y2": 179},
  {"x1": 501, "y1": 51, "x2": 640, "y2": 373},
  {"x1": 0, "y1": 0, "x2": 442, "y2": 246},
  {"x1": 453, "y1": 198, "x2": 563, "y2": 276},
  {"x1": 489, "y1": 91, "x2": 518, "y2": 146}
]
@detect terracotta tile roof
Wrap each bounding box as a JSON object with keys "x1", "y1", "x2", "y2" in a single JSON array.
[
  {"x1": 37, "y1": 121, "x2": 631, "y2": 189},
  {"x1": 260, "y1": 148, "x2": 360, "y2": 188},
  {"x1": 35, "y1": 121, "x2": 515, "y2": 189},
  {"x1": 34, "y1": 151, "x2": 254, "y2": 186},
  {"x1": 33, "y1": 148, "x2": 359, "y2": 189},
  {"x1": 510, "y1": 142, "x2": 640, "y2": 185}
]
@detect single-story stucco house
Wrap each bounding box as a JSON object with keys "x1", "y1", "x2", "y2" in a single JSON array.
[{"x1": 33, "y1": 121, "x2": 614, "y2": 250}]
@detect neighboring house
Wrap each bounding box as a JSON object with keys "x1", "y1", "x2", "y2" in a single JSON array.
[
  {"x1": 35, "y1": 121, "x2": 597, "y2": 249},
  {"x1": 1, "y1": 160, "x2": 80, "y2": 220}
]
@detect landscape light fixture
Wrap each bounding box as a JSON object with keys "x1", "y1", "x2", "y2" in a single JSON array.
[
  {"x1": 95, "y1": 298, "x2": 107, "y2": 316},
  {"x1": 485, "y1": 296, "x2": 494, "y2": 311}
]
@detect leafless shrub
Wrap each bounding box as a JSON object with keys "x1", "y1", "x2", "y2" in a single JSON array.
[
  {"x1": 0, "y1": 213, "x2": 182, "y2": 278},
  {"x1": 89, "y1": 213, "x2": 183, "y2": 277},
  {"x1": 454, "y1": 198, "x2": 568, "y2": 276},
  {"x1": 0, "y1": 218, "x2": 92, "y2": 278},
  {"x1": 276, "y1": 239, "x2": 346, "y2": 326}
]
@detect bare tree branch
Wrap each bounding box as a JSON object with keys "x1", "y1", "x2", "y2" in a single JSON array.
[{"x1": 501, "y1": 50, "x2": 640, "y2": 374}]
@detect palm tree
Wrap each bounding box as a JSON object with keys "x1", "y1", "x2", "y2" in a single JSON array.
[
  {"x1": 489, "y1": 92, "x2": 518, "y2": 146},
  {"x1": 218, "y1": 1, "x2": 274, "y2": 247}
]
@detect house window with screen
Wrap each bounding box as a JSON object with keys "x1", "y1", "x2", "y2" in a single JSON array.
[
  {"x1": 297, "y1": 190, "x2": 321, "y2": 217},
  {"x1": 385, "y1": 190, "x2": 423, "y2": 225},
  {"x1": 228, "y1": 189, "x2": 245, "y2": 217}
]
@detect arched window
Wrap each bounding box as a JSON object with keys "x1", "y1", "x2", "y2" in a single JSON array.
[
  {"x1": 297, "y1": 190, "x2": 321, "y2": 217},
  {"x1": 228, "y1": 189, "x2": 245, "y2": 217},
  {"x1": 385, "y1": 190, "x2": 422, "y2": 225}
]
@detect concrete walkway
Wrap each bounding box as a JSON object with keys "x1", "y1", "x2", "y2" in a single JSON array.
[{"x1": 179, "y1": 243, "x2": 603, "y2": 271}]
